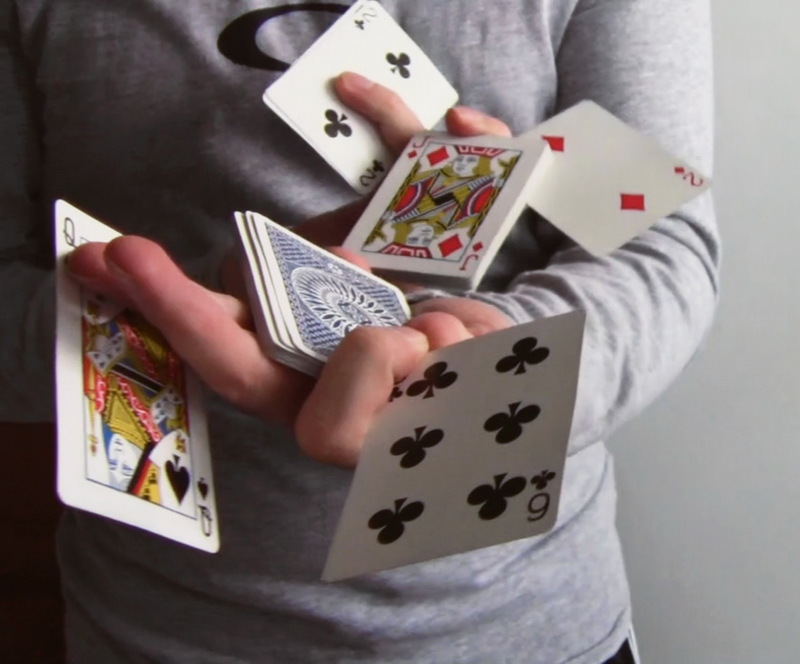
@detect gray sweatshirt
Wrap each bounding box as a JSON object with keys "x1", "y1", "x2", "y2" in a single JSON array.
[{"x1": 1, "y1": 0, "x2": 717, "y2": 662}]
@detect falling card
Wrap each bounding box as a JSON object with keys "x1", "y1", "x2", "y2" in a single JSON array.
[
  {"x1": 323, "y1": 310, "x2": 585, "y2": 581},
  {"x1": 54, "y1": 200, "x2": 219, "y2": 552},
  {"x1": 524, "y1": 100, "x2": 711, "y2": 255},
  {"x1": 263, "y1": 0, "x2": 459, "y2": 194}
]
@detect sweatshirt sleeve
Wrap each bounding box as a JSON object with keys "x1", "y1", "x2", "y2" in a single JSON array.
[
  {"x1": 0, "y1": 0, "x2": 57, "y2": 421},
  {"x1": 467, "y1": 0, "x2": 719, "y2": 454}
]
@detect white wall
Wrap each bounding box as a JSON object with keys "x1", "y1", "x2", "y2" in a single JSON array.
[{"x1": 610, "y1": 2, "x2": 800, "y2": 662}]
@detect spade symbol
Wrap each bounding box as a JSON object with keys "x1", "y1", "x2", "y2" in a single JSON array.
[
  {"x1": 406, "y1": 361, "x2": 458, "y2": 399},
  {"x1": 467, "y1": 473, "x2": 527, "y2": 520},
  {"x1": 390, "y1": 426, "x2": 444, "y2": 468},
  {"x1": 368, "y1": 498, "x2": 425, "y2": 544},
  {"x1": 496, "y1": 337, "x2": 550, "y2": 375},
  {"x1": 165, "y1": 455, "x2": 190, "y2": 504},
  {"x1": 198, "y1": 477, "x2": 209, "y2": 499},
  {"x1": 484, "y1": 402, "x2": 541, "y2": 444}
]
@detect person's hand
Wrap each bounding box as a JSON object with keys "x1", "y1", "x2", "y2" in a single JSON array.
[
  {"x1": 66, "y1": 237, "x2": 495, "y2": 467},
  {"x1": 66, "y1": 76, "x2": 515, "y2": 468},
  {"x1": 295, "y1": 72, "x2": 512, "y2": 247},
  {"x1": 327, "y1": 71, "x2": 516, "y2": 340}
]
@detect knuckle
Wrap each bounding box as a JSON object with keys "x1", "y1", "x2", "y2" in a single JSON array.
[
  {"x1": 294, "y1": 409, "x2": 359, "y2": 469},
  {"x1": 340, "y1": 325, "x2": 395, "y2": 358},
  {"x1": 214, "y1": 368, "x2": 266, "y2": 415},
  {"x1": 373, "y1": 86, "x2": 407, "y2": 118}
]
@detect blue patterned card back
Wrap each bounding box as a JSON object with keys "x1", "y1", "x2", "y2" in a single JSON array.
[{"x1": 265, "y1": 222, "x2": 410, "y2": 357}]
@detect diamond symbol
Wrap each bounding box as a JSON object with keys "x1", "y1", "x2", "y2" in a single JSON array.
[
  {"x1": 620, "y1": 193, "x2": 646, "y2": 211},
  {"x1": 438, "y1": 235, "x2": 464, "y2": 257},
  {"x1": 674, "y1": 166, "x2": 686, "y2": 175},
  {"x1": 473, "y1": 242, "x2": 484, "y2": 252},
  {"x1": 407, "y1": 150, "x2": 418, "y2": 159},
  {"x1": 542, "y1": 135, "x2": 565, "y2": 152},
  {"x1": 427, "y1": 146, "x2": 450, "y2": 166}
]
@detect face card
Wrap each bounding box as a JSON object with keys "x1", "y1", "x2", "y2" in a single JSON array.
[
  {"x1": 263, "y1": 0, "x2": 459, "y2": 194},
  {"x1": 323, "y1": 310, "x2": 585, "y2": 581},
  {"x1": 238, "y1": 211, "x2": 411, "y2": 373},
  {"x1": 342, "y1": 131, "x2": 551, "y2": 289},
  {"x1": 523, "y1": 100, "x2": 712, "y2": 255},
  {"x1": 54, "y1": 200, "x2": 219, "y2": 552}
]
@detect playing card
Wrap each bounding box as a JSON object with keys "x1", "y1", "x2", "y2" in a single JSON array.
[
  {"x1": 234, "y1": 212, "x2": 303, "y2": 371},
  {"x1": 263, "y1": 0, "x2": 459, "y2": 194},
  {"x1": 342, "y1": 131, "x2": 552, "y2": 289},
  {"x1": 323, "y1": 310, "x2": 585, "y2": 581},
  {"x1": 235, "y1": 211, "x2": 411, "y2": 375},
  {"x1": 524, "y1": 100, "x2": 712, "y2": 255},
  {"x1": 54, "y1": 200, "x2": 219, "y2": 552}
]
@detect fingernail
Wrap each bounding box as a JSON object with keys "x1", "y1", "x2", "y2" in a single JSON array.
[
  {"x1": 451, "y1": 105, "x2": 481, "y2": 122},
  {"x1": 105, "y1": 255, "x2": 134, "y2": 289},
  {"x1": 465, "y1": 322, "x2": 495, "y2": 337}
]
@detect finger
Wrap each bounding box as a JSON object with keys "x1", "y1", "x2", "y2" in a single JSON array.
[
  {"x1": 412, "y1": 297, "x2": 512, "y2": 337},
  {"x1": 294, "y1": 198, "x2": 369, "y2": 247},
  {"x1": 67, "y1": 242, "x2": 132, "y2": 305},
  {"x1": 70, "y1": 241, "x2": 250, "y2": 325},
  {"x1": 334, "y1": 72, "x2": 424, "y2": 155},
  {"x1": 99, "y1": 236, "x2": 313, "y2": 423},
  {"x1": 445, "y1": 106, "x2": 513, "y2": 137},
  {"x1": 295, "y1": 326, "x2": 429, "y2": 467},
  {"x1": 405, "y1": 311, "x2": 473, "y2": 349},
  {"x1": 326, "y1": 246, "x2": 373, "y2": 272}
]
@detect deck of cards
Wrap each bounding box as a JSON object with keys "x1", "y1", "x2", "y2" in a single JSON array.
[{"x1": 234, "y1": 210, "x2": 410, "y2": 376}]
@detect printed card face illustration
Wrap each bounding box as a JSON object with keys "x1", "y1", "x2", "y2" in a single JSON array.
[
  {"x1": 54, "y1": 200, "x2": 218, "y2": 552},
  {"x1": 323, "y1": 311, "x2": 585, "y2": 581},
  {"x1": 263, "y1": 0, "x2": 459, "y2": 194},
  {"x1": 343, "y1": 132, "x2": 551, "y2": 289},
  {"x1": 524, "y1": 100, "x2": 712, "y2": 255}
]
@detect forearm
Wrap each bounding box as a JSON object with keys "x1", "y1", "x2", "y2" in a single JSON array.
[{"x1": 428, "y1": 0, "x2": 719, "y2": 452}]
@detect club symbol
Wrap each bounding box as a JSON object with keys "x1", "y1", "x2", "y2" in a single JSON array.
[
  {"x1": 354, "y1": 19, "x2": 365, "y2": 30},
  {"x1": 406, "y1": 361, "x2": 458, "y2": 399},
  {"x1": 390, "y1": 426, "x2": 444, "y2": 468},
  {"x1": 368, "y1": 498, "x2": 425, "y2": 544},
  {"x1": 530, "y1": 470, "x2": 556, "y2": 490},
  {"x1": 484, "y1": 402, "x2": 541, "y2": 444},
  {"x1": 467, "y1": 473, "x2": 527, "y2": 520},
  {"x1": 323, "y1": 109, "x2": 352, "y2": 138},
  {"x1": 370, "y1": 159, "x2": 385, "y2": 173},
  {"x1": 386, "y1": 52, "x2": 411, "y2": 78},
  {"x1": 389, "y1": 385, "x2": 404, "y2": 402},
  {"x1": 496, "y1": 336, "x2": 550, "y2": 375}
]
